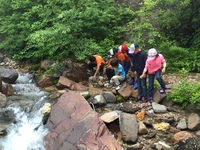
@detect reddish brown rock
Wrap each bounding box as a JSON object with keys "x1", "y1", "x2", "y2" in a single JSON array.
[
  {"x1": 118, "y1": 82, "x2": 132, "y2": 99},
  {"x1": 173, "y1": 131, "x2": 196, "y2": 142},
  {"x1": 44, "y1": 91, "x2": 122, "y2": 150},
  {"x1": 37, "y1": 75, "x2": 53, "y2": 88},
  {"x1": 57, "y1": 76, "x2": 88, "y2": 91}
]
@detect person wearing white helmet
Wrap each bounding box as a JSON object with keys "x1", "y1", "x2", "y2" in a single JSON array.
[
  {"x1": 129, "y1": 43, "x2": 147, "y2": 102},
  {"x1": 140, "y1": 48, "x2": 166, "y2": 103}
]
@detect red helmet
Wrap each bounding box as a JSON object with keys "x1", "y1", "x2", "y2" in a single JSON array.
[{"x1": 119, "y1": 44, "x2": 128, "y2": 53}]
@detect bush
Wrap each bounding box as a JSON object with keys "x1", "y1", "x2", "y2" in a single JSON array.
[{"x1": 167, "y1": 73, "x2": 200, "y2": 110}]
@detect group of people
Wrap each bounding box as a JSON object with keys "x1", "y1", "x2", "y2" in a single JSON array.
[{"x1": 88, "y1": 43, "x2": 167, "y2": 103}]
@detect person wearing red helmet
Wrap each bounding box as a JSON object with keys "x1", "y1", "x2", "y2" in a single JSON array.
[{"x1": 117, "y1": 44, "x2": 131, "y2": 76}]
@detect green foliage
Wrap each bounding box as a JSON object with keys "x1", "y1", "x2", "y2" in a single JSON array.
[
  {"x1": 28, "y1": 64, "x2": 40, "y2": 71},
  {"x1": 167, "y1": 80, "x2": 190, "y2": 106},
  {"x1": 190, "y1": 83, "x2": 200, "y2": 109},
  {"x1": 0, "y1": 0, "x2": 134, "y2": 62},
  {"x1": 0, "y1": 0, "x2": 200, "y2": 74},
  {"x1": 158, "y1": 42, "x2": 191, "y2": 72},
  {"x1": 116, "y1": 94, "x2": 125, "y2": 102},
  {"x1": 167, "y1": 70, "x2": 200, "y2": 110}
]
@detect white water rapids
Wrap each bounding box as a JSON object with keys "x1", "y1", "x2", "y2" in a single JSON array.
[{"x1": 0, "y1": 72, "x2": 51, "y2": 150}]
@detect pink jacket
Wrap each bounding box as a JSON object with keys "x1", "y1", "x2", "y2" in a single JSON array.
[{"x1": 144, "y1": 54, "x2": 166, "y2": 74}]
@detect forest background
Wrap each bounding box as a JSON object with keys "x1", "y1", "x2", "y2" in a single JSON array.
[
  {"x1": 0, "y1": 0, "x2": 200, "y2": 109},
  {"x1": 0, "y1": 0, "x2": 200, "y2": 73}
]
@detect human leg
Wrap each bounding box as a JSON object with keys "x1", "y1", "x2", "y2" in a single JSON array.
[
  {"x1": 147, "y1": 74, "x2": 155, "y2": 98},
  {"x1": 99, "y1": 63, "x2": 104, "y2": 74},
  {"x1": 123, "y1": 61, "x2": 131, "y2": 75},
  {"x1": 106, "y1": 68, "x2": 115, "y2": 80},
  {"x1": 155, "y1": 70, "x2": 166, "y2": 93},
  {"x1": 137, "y1": 72, "x2": 147, "y2": 101}
]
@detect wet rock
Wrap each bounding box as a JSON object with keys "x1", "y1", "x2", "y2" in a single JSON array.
[
  {"x1": 4, "y1": 84, "x2": 14, "y2": 96},
  {"x1": 0, "y1": 93, "x2": 9, "y2": 108},
  {"x1": 37, "y1": 75, "x2": 53, "y2": 88},
  {"x1": 0, "y1": 68, "x2": 19, "y2": 84}
]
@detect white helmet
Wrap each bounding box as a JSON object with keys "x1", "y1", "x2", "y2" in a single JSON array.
[{"x1": 148, "y1": 48, "x2": 157, "y2": 57}]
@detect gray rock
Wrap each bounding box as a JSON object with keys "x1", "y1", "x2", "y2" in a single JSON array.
[
  {"x1": 0, "y1": 68, "x2": 19, "y2": 84},
  {"x1": 177, "y1": 118, "x2": 187, "y2": 130},
  {"x1": 119, "y1": 112, "x2": 138, "y2": 143},
  {"x1": 152, "y1": 102, "x2": 167, "y2": 113}
]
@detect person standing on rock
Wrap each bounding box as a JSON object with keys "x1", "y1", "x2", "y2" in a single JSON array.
[
  {"x1": 140, "y1": 48, "x2": 166, "y2": 103},
  {"x1": 129, "y1": 43, "x2": 147, "y2": 102},
  {"x1": 88, "y1": 55, "x2": 105, "y2": 80},
  {"x1": 117, "y1": 44, "x2": 131, "y2": 76}
]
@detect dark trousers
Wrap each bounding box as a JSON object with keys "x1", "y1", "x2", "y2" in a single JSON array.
[
  {"x1": 106, "y1": 68, "x2": 115, "y2": 80},
  {"x1": 148, "y1": 69, "x2": 166, "y2": 98},
  {"x1": 137, "y1": 72, "x2": 147, "y2": 98},
  {"x1": 88, "y1": 63, "x2": 104, "y2": 73}
]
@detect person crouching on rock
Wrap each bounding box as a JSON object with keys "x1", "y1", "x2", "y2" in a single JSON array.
[
  {"x1": 110, "y1": 59, "x2": 126, "y2": 90},
  {"x1": 88, "y1": 55, "x2": 105, "y2": 80}
]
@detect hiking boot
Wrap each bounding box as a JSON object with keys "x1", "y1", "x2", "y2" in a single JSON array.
[
  {"x1": 129, "y1": 79, "x2": 135, "y2": 85},
  {"x1": 148, "y1": 97, "x2": 154, "y2": 103},
  {"x1": 159, "y1": 89, "x2": 165, "y2": 94},
  {"x1": 133, "y1": 82, "x2": 138, "y2": 89}
]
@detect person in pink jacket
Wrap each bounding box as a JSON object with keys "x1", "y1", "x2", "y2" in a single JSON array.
[{"x1": 140, "y1": 48, "x2": 166, "y2": 103}]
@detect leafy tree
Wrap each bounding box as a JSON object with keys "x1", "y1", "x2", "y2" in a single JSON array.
[{"x1": 0, "y1": 0, "x2": 134, "y2": 62}]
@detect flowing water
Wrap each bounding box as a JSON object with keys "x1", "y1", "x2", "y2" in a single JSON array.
[{"x1": 0, "y1": 72, "x2": 51, "y2": 150}]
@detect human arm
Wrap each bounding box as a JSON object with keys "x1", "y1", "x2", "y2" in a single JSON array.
[
  {"x1": 161, "y1": 55, "x2": 166, "y2": 74},
  {"x1": 140, "y1": 68, "x2": 147, "y2": 79},
  {"x1": 93, "y1": 66, "x2": 100, "y2": 79},
  {"x1": 162, "y1": 62, "x2": 166, "y2": 74}
]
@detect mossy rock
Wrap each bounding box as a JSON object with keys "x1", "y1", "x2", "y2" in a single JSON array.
[
  {"x1": 116, "y1": 94, "x2": 125, "y2": 102},
  {"x1": 80, "y1": 92, "x2": 91, "y2": 99}
]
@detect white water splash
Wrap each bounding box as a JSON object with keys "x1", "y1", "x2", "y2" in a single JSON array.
[
  {"x1": 0, "y1": 104, "x2": 48, "y2": 150},
  {"x1": 0, "y1": 72, "x2": 50, "y2": 150}
]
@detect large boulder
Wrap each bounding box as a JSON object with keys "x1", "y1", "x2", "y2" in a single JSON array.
[
  {"x1": 0, "y1": 68, "x2": 18, "y2": 84},
  {"x1": 44, "y1": 91, "x2": 123, "y2": 150}
]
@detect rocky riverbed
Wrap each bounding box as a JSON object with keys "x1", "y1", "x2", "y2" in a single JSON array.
[{"x1": 0, "y1": 54, "x2": 200, "y2": 149}]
